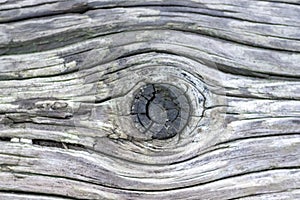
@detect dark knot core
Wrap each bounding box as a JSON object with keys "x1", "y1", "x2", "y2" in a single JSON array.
[{"x1": 131, "y1": 84, "x2": 189, "y2": 140}]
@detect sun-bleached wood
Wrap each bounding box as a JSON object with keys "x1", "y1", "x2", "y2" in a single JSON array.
[{"x1": 0, "y1": 0, "x2": 299, "y2": 199}]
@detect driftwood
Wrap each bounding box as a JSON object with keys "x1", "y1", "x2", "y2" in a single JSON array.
[{"x1": 0, "y1": 0, "x2": 300, "y2": 199}]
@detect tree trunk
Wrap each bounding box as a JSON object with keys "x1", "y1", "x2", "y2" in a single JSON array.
[{"x1": 0, "y1": 0, "x2": 300, "y2": 199}]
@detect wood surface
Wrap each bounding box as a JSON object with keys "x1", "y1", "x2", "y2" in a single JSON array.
[{"x1": 0, "y1": 0, "x2": 300, "y2": 199}]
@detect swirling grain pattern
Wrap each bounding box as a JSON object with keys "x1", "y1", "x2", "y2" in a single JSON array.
[{"x1": 0, "y1": 0, "x2": 299, "y2": 199}]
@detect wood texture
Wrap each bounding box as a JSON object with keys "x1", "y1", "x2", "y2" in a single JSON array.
[{"x1": 0, "y1": 0, "x2": 300, "y2": 199}]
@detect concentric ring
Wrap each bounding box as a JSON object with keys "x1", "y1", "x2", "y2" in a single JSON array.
[{"x1": 131, "y1": 83, "x2": 190, "y2": 140}]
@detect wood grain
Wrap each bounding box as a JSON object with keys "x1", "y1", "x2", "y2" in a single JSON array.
[{"x1": 0, "y1": 0, "x2": 299, "y2": 199}]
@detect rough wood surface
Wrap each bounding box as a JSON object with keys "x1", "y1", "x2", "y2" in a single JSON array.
[{"x1": 0, "y1": 0, "x2": 300, "y2": 199}]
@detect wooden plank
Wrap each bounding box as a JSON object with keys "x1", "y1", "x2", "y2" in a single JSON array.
[{"x1": 0, "y1": 0, "x2": 299, "y2": 199}]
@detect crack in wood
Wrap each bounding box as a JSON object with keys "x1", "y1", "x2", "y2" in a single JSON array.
[
  {"x1": 32, "y1": 139, "x2": 85, "y2": 151},
  {"x1": 0, "y1": 136, "x2": 11, "y2": 141}
]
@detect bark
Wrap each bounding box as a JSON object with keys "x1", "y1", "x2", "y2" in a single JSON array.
[{"x1": 0, "y1": 0, "x2": 299, "y2": 199}]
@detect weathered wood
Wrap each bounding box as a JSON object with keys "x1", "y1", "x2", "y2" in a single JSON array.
[{"x1": 0, "y1": 0, "x2": 299, "y2": 199}]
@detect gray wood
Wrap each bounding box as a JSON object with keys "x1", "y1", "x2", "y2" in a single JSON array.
[{"x1": 0, "y1": 0, "x2": 299, "y2": 199}]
